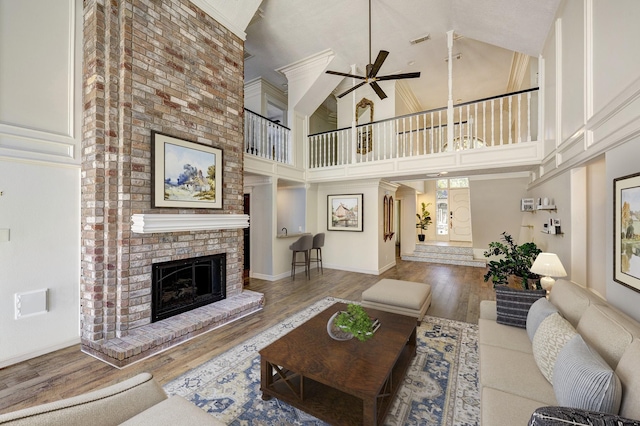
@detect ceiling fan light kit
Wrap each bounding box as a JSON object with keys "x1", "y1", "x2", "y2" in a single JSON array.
[{"x1": 326, "y1": 0, "x2": 421, "y2": 100}]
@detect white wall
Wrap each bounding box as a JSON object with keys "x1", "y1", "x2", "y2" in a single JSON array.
[
  {"x1": 469, "y1": 176, "x2": 530, "y2": 254},
  {"x1": 317, "y1": 180, "x2": 382, "y2": 274},
  {"x1": 0, "y1": 0, "x2": 82, "y2": 367},
  {"x1": 276, "y1": 185, "x2": 306, "y2": 234},
  {"x1": 536, "y1": 0, "x2": 640, "y2": 321},
  {"x1": 558, "y1": 0, "x2": 585, "y2": 142},
  {"x1": 245, "y1": 178, "x2": 274, "y2": 278},
  {"x1": 587, "y1": 157, "x2": 607, "y2": 296},
  {"x1": 592, "y1": 0, "x2": 640, "y2": 112},
  {"x1": 606, "y1": 140, "x2": 640, "y2": 321},
  {"x1": 396, "y1": 186, "x2": 417, "y2": 256}
]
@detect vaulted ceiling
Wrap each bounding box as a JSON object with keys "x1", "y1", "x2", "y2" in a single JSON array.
[{"x1": 243, "y1": 0, "x2": 560, "y2": 111}]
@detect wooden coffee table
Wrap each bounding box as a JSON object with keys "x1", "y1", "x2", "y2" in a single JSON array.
[{"x1": 260, "y1": 302, "x2": 417, "y2": 425}]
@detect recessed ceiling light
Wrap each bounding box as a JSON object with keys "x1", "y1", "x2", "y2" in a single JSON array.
[{"x1": 408, "y1": 61, "x2": 415, "y2": 66}]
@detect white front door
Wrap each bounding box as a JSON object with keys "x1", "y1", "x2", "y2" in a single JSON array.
[{"x1": 449, "y1": 188, "x2": 472, "y2": 242}]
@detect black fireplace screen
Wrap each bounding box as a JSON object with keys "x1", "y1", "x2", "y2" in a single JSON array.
[{"x1": 152, "y1": 254, "x2": 226, "y2": 322}]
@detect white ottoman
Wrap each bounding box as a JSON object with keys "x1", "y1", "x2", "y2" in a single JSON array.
[{"x1": 361, "y1": 278, "x2": 432, "y2": 321}]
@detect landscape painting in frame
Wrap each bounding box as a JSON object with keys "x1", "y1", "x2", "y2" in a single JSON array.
[
  {"x1": 152, "y1": 132, "x2": 223, "y2": 209},
  {"x1": 614, "y1": 172, "x2": 640, "y2": 293},
  {"x1": 328, "y1": 194, "x2": 363, "y2": 232}
]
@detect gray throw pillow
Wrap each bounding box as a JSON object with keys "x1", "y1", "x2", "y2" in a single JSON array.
[
  {"x1": 495, "y1": 286, "x2": 546, "y2": 328},
  {"x1": 526, "y1": 297, "x2": 559, "y2": 341},
  {"x1": 553, "y1": 334, "x2": 622, "y2": 414}
]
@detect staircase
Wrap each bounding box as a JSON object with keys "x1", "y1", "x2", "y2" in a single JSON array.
[{"x1": 402, "y1": 242, "x2": 487, "y2": 268}]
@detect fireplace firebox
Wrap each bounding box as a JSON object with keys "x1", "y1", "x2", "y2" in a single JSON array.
[{"x1": 152, "y1": 254, "x2": 226, "y2": 322}]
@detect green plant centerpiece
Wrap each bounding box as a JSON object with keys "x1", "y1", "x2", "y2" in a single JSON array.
[
  {"x1": 483, "y1": 232, "x2": 542, "y2": 289},
  {"x1": 416, "y1": 202, "x2": 433, "y2": 242},
  {"x1": 333, "y1": 304, "x2": 375, "y2": 342}
]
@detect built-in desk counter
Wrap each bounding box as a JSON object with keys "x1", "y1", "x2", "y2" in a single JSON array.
[{"x1": 276, "y1": 232, "x2": 311, "y2": 239}]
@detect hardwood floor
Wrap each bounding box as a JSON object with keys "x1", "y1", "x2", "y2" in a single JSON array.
[{"x1": 0, "y1": 258, "x2": 495, "y2": 415}]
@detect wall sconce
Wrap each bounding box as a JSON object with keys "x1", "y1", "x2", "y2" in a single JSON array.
[{"x1": 530, "y1": 253, "x2": 567, "y2": 293}]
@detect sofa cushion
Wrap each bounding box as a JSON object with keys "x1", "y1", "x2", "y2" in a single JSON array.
[
  {"x1": 0, "y1": 373, "x2": 167, "y2": 426},
  {"x1": 548, "y1": 279, "x2": 604, "y2": 327},
  {"x1": 479, "y1": 300, "x2": 498, "y2": 321},
  {"x1": 495, "y1": 287, "x2": 546, "y2": 328},
  {"x1": 532, "y1": 313, "x2": 577, "y2": 383},
  {"x1": 616, "y1": 340, "x2": 640, "y2": 420},
  {"x1": 479, "y1": 318, "x2": 533, "y2": 353},
  {"x1": 526, "y1": 298, "x2": 559, "y2": 341},
  {"x1": 577, "y1": 304, "x2": 639, "y2": 369},
  {"x1": 482, "y1": 386, "x2": 548, "y2": 426},
  {"x1": 120, "y1": 395, "x2": 222, "y2": 426},
  {"x1": 553, "y1": 335, "x2": 622, "y2": 414},
  {"x1": 479, "y1": 344, "x2": 557, "y2": 404}
]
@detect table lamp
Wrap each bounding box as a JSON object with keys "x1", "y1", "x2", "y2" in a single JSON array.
[{"x1": 530, "y1": 253, "x2": 567, "y2": 292}]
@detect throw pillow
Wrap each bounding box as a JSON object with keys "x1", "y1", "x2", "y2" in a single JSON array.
[
  {"x1": 526, "y1": 297, "x2": 559, "y2": 341},
  {"x1": 553, "y1": 335, "x2": 622, "y2": 414},
  {"x1": 528, "y1": 406, "x2": 640, "y2": 426},
  {"x1": 532, "y1": 312, "x2": 577, "y2": 383},
  {"x1": 495, "y1": 286, "x2": 546, "y2": 328}
]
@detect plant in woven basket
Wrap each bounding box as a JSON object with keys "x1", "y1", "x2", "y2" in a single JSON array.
[
  {"x1": 334, "y1": 304, "x2": 374, "y2": 342},
  {"x1": 483, "y1": 232, "x2": 542, "y2": 289}
]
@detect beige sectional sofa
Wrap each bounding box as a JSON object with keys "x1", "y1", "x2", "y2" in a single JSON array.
[
  {"x1": 479, "y1": 279, "x2": 640, "y2": 425},
  {"x1": 0, "y1": 373, "x2": 222, "y2": 425}
]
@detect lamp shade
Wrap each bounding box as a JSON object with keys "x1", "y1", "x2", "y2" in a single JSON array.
[{"x1": 530, "y1": 253, "x2": 567, "y2": 277}]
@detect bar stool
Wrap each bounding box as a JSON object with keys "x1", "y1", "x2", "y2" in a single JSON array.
[
  {"x1": 309, "y1": 233, "x2": 325, "y2": 274},
  {"x1": 289, "y1": 234, "x2": 313, "y2": 280}
]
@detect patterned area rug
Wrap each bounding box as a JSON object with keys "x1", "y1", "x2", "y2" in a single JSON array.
[{"x1": 164, "y1": 297, "x2": 480, "y2": 425}]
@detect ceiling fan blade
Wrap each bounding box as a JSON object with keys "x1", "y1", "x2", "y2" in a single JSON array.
[
  {"x1": 326, "y1": 70, "x2": 366, "y2": 80},
  {"x1": 336, "y1": 81, "x2": 368, "y2": 98},
  {"x1": 370, "y1": 82, "x2": 387, "y2": 100},
  {"x1": 376, "y1": 72, "x2": 421, "y2": 81},
  {"x1": 368, "y1": 50, "x2": 389, "y2": 78}
]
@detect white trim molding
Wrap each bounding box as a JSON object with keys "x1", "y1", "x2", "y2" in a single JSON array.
[{"x1": 131, "y1": 214, "x2": 249, "y2": 234}]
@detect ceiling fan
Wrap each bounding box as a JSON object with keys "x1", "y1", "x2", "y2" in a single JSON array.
[{"x1": 326, "y1": 0, "x2": 421, "y2": 100}]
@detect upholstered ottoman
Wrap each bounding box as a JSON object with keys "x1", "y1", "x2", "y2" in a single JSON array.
[{"x1": 361, "y1": 278, "x2": 432, "y2": 321}]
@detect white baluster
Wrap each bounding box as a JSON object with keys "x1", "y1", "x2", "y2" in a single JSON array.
[
  {"x1": 491, "y1": 99, "x2": 495, "y2": 146},
  {"x1": 527, "y1": 92, "x2": 532, "y2": 142},
  {"x1": 508, "y1": 96, "x2": 512, "y2": 144},
  {"x1": 517, "y1": 93, "x2": 522, "y2": 144},
  {"x1": 474, "y1": 103, "x2": 478, "y2": 149},
  {"x1": 499, "y1": 98, "x2": 503, "y2": 146}
]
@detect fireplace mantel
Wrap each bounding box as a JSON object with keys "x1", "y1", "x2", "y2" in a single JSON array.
[{"x1": 131, "y1": 213, "x2": 249, "y2": 234}]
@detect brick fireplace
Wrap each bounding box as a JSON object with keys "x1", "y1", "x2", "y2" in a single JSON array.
[{"x1": 80, "y1": 0, "x2": 263, "y2": 367}]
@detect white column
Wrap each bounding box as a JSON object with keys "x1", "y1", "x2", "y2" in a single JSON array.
[{"x1": 446, "y1": 30, "x2": 454, "y2": 152}]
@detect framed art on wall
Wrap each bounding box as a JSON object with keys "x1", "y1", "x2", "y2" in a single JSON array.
[
  {"x1": 614, "y1": 172, "x2": 640, "y2": 293},
  {"x1": 152, "y1": 131, "x2": 223, "y2": 209},
  {"x1": 328, "y1": 194, "x2": 363, "y2": 232}
]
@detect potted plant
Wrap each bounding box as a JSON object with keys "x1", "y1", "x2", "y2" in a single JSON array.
[
  {"x1": 416, "y1": 202, "x2": 433, "y2": 242},
  {"x1": 331, "y1": 304, "x2": 375, "y2": 342},
  {"x1": 483, "y1": 232, "x2": 542, "y2": 289}
]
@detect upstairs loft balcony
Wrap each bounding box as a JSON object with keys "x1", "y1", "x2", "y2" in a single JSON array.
[{"x1": 244, "y1": 88, "x2": 543, "y2": 182}]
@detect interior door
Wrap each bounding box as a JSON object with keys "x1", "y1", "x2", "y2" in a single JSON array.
[{"x1": 449, "y1": 188, "x2": 472, "y2": 242}]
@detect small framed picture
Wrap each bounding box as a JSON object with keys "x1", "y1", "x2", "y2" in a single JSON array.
[
  {"x1": 328, "y1": 194, "x2": 363, "y2": 232},
  {"x1": 521, "y1": 198, "x2": 535, "y2": 212}
]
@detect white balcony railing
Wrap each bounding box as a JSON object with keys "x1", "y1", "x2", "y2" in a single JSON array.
[
  {"x1": 244, "y1": 108, "x2": 291, "y2": 164},
  {"x1": 308, "y1": 88, "x2": 539, "y2": 169}
]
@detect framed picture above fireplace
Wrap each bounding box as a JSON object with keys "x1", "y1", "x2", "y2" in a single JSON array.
[{"x1": 152, "y1": 132, "x2": 223, "y2": 209}]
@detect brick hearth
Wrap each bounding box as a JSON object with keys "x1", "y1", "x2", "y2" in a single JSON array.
[{"x1": 80, "y1": 0, "x2": 259, "y2": 366}]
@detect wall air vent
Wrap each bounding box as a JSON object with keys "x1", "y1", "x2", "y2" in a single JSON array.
[{"x1": 410, "y1": 34, "x2": 431, "y2": 45}]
